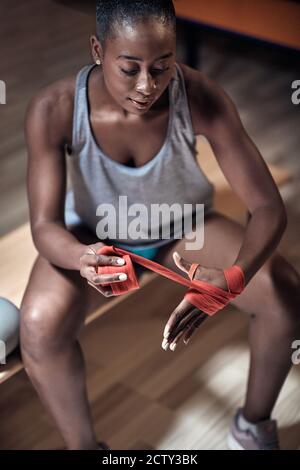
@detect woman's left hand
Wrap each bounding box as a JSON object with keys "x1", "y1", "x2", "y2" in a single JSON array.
[{"x1": 162, "y1": 251, "x2": 229, "y2": 351}]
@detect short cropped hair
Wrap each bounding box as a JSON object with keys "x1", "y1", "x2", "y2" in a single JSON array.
[{"x1": 96, "y1": 0, "x2": 176, "y2": 44}]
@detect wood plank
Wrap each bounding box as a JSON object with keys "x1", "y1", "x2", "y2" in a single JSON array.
[{"x1": 197, "y1": 136, "x2": 293, "y2": 222}]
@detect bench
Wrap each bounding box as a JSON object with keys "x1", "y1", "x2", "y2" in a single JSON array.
[
  {"x1": 174, "y1": 0, "x2": 300, "y2": 51},
  {"x1": 0, "y1": 136, "x2": 292, "y2": 384},
  {"x1": 0, "y1": 225, "x2": 157, "y2": 384}
]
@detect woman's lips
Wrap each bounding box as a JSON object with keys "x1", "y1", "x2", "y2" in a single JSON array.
[{"x1": 129, "y1": 98, "x2": 152, "y2": 109}]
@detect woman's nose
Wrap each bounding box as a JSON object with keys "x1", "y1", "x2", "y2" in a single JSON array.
[{"x1": 135, "y1": 75, "x2": 156, "y2": 95}]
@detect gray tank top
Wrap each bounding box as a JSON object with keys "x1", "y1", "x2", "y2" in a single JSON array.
[{"x1": 66, "y1": 62, "x2": 215, "y2": 249}]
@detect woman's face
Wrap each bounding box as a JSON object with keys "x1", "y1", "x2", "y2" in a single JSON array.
[{"x1": 91, "y1": 18, "x2": 176, "y2": 115}]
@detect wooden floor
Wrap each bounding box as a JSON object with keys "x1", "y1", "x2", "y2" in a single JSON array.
[
  {"x1": 1, "y1": 277, "x2": 300, "y2": 450},
  {"x1": 0, "y1": 0, "x2": 299, "y2": 450}
]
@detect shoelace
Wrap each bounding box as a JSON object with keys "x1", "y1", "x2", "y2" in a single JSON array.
[{"x1": 96, "y1": 245, "x2": 245, "y2": 316}]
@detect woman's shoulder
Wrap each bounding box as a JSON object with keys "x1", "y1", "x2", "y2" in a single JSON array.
[
  {"x1": 25, "y1": 73, "x2": 77, "y2": 145},
  {"x1": 177, "y1": 62, "x2": 229, "y2": 136}
]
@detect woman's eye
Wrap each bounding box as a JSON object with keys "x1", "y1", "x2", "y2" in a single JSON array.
[
  {"x1": 120, "y1": 67, "x2": 169, "y2": 76},
  {"x1": 152, "y1": 68, "x2": 169, "y2": 75},
  {"x1": 121, "y1": 68, "x2": 138, "y2": 76}
]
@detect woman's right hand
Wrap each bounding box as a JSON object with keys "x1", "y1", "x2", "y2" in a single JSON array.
[{"x1": 79, "y1": 242, "x2": 127, "y2": 297}]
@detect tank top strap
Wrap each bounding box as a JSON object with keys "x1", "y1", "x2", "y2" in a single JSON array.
[
  {"x1": 71, "y1": 63, "x2": 96, "y2": 153},
  {"x1": 172, "y1": 63, "x2": 196, "y2": 147}
]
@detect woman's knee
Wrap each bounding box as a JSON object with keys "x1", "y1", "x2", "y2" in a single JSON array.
[
  {"x1": 268, "y1": 255, "x2": 300, "y2": 324},
  {"x1": 252, "y1": 254, "x2": 300, "y2": 328},
  {"x1": 268, "y1": 254, "x2": 300, "y2": 293},
  {"x1": 20, "y1": 299, "x2": 84, "y2": 361},
  {"x1": 231, "y1": 253, "x2": 300, "y2": 325}
]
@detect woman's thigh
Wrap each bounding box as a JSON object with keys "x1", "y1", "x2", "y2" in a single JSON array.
[
  {"x1": 154, "y1": 210, "x2": 289, "y2": 316},
  {"x1": 20, "y1": 224, "x2": 111, "y2": 349}
]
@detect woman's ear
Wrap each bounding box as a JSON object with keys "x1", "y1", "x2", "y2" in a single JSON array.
[{"x1": 90, "y1": 34, "x2": 104, "y2": 64}]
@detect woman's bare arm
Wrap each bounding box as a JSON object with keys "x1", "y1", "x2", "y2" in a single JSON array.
[
  {"x1": 201, "y1": 78, "x2": 287, "y2": 283},
  {"x1": 25, "y1": 83, "x2": 90, "y2": 270}
]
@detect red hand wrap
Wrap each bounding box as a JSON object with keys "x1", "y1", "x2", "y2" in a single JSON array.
[{"x1": 96, "y1": 245, "x2": 245, "y2": 316}]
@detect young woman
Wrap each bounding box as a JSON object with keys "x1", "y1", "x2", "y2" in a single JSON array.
[{"x1": 22, "y1": 0, "x2": 300, "y2": 450}]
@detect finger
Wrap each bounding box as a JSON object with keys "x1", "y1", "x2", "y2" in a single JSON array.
[
  {"x1": 165, "y1": 305, "x2": 197, "y2": 340},
  {"x1": 81, "y1": 253, "x2": 126, "y2": 268},
  {"x1": 173, "y1": 251, "x2": 191, "y2": 274},
  {"x1": 165, "y1": 313, "x2": 208, "y2": 350},
  {"x1": 91, "y1": 272, "x2": 128, "y2": 285},
  {"x1": 163, "y1": 297, "x2": 191, "y2": 340},
  {"x1": 97, "y1": 254, "x2": 126, "y2": 267},
  {"x1": 183, "y1": 313, "x2": 208, "y2": 345},
  {"x1": 167, "y1": 308, "x2": 201, "y2": 345},
  {"x1": 162, "y1": 308, "x2": 200, "y2": 351},
  {"x1": 168, "y1": 327, "x2": 187, "y2": 351},
  {"x1": 87, "y1": 281, "x2": 113, "y2": 297}
]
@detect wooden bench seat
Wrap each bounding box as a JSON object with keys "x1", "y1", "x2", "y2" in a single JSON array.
[
  {"x1": 0, "y1": 223, "x2": 157, "y2": 384},
  {"x1": 0, "y1": 137, "x2": 292, "y2": 384}
]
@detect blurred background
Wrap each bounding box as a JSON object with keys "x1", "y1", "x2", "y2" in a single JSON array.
[{"x1": 0, "y1": 0, "x2": 299, "y2": 450}]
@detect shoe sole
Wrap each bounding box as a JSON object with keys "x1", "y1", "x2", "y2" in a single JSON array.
[{"x1": 227, "y1": 432, "x2": 245, "y2": 450}]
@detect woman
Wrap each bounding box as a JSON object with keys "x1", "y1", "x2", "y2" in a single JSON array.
[{"x1": 22, "y1": 0, "x2": 300, "y2": 450}]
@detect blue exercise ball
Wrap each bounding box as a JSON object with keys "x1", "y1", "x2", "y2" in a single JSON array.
[{"x1": 0, "y1": 297, "x2": 20, "y2": 363}]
